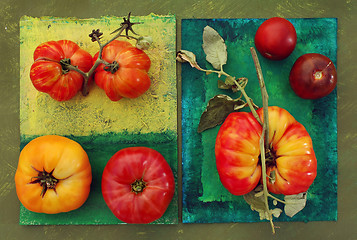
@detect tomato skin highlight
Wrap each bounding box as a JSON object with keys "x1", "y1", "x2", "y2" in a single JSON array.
[
  {"x1": 93, "y1": 40, "x2": 151, "y2": 101},
  {"x1": 101, "y1": 147, "x2": 175, "y2": 224},
  {"x1": 15, "y1": 135, "x2": 92, "y2": 214},
  {"x1": 215, "y1": 106, "x2": 317, "y2": 196},
  {"x1": 29, "y1": 40, "x2": 93, "y2": 101},
  {"x1": 254, "y1": 17, "x2": 297, "y2": 60}
]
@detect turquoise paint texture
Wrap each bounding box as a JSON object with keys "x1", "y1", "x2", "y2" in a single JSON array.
[{"x1": 181, "y1": 18, "x2": 337, "y2": 223}]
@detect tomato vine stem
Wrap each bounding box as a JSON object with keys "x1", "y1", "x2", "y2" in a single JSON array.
[
  {"x1": 250, "y1": 47, "x2": 276, "y2": 234},
  {"x1": 198, "y1": 68, "x2": 263, "y2": 125},
  {"x1": 55, "y1": 13, "x2": 144, "y2": 97}
]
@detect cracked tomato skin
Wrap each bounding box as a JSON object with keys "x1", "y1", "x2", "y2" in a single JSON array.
[
  {"x1": 101, "y1": 147, "x2": 175, "y2": 224},
  {"x1": 215, "y1": 106, "x2": 317, "y2": 196},
  {"x1": 14, "y1": 135, "x2": 92, "y2": 214},
  {"x1": 93, "y1": 40, "x2": 151, "y2": 101},
  {"x1": 29, "y1": 40, "x2": 93, "y2": 101}
]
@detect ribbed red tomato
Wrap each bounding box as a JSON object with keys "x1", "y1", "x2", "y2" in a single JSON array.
[
  {"x1": 93, "y1": 40, "x2": 151, "y2": 101},
  {"x1": 30, "y1": 40, "x2": 93, "y2": 101},
  {"x1": 215, "y1": 106, "x2": 317, "y2": 195},
  {"x1": 101, "y1": 147, "x2": 175, "y2": 223}
]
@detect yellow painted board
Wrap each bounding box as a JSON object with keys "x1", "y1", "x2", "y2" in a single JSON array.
[{"x1": 19, "y1": 14, "x2": 178, "y2": 225}]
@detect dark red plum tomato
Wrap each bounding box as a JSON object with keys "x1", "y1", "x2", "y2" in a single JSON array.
[
  {"x1": 254, "y1": 17, "x2": 297, "y2": 60},
  {"x1": 289, "y1": 53, "x2": 337, "y2": 99}
]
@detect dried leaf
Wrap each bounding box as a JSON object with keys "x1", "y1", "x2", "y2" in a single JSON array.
[
  {"x1": 176, "y1": 50, "x2": 204, "y2": 71},
  {"x1": 244, "y1": 186, "x2": 269, "y2": 220},
  {"x1": 225, "y1": 76, "x2": 236, "y2": 86},
  {"x1": 244, "y1": 186, "x2": 266, "y2": 214},
  {"x1": 218, "y1": 80, "x2": 231, "y2": 90},
  {"x1": 197, "y1": 94, "x2": 246, "y2": 133},
  {"x1": 202, "y1": 26, "x2": 227, "y2": 70},
  {"x1": 244, "y1": 185, "x2": 282, "y2": 220},
  {"x1": 284, "y1": 192, "x2": 307, "y2": 217},
  {"x1": 271, "y1": 208, "x2": 283, "y2": 218},
  {"x1": 217, "y1": 77, "x2": 239, "y2": 93}
]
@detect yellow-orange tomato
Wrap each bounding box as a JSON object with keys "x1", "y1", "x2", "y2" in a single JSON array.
[
  {"x1": 215, "y1": 106, "x2": 317, "y2": 195},
  {"x1": 15, "y1": 135, "x2": 92, "y2": 214}
]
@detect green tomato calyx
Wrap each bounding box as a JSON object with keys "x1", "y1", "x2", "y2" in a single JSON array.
[{"x1": 131, "y1": 178, "x2": 147, "y2": 194}]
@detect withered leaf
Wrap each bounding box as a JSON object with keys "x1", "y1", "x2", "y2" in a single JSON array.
[
  {"x1": 284, "y1": 192, "x2": 307, "y2": 217},
  {"x1": 202, "y1": 26, "x2": 227, "y2": 70},
  {"x1": 197, "y1": 94, "x2": 246, "y2": 133},
  {"x1": 176, "y1": 50, "x2": 204, "y2": 71},
  {"x1": 244, "y1": 185, "x2": 282, "y2": 220}
]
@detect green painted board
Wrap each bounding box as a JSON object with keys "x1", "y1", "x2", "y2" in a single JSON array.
[
  {"x1": 19, "y1": 14, "x2": 178, "y2": 225},
  {"x1": 181, "y1": 18, "x2": 337, "y2": 223}
]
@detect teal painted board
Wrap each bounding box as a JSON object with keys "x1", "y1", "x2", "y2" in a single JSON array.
[
  {"x1": 181, "y1": 18, "x2": 337, "y2": 223},
  {"x1": 19, "y1": 133, "x2": 178, "y2": 225}
]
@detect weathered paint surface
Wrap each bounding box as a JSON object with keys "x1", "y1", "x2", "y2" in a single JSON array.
[{"x1": 18, "y1": 14, "x2": 178, "y2": 225}]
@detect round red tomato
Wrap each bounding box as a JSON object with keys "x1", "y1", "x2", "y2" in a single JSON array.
[
  {"x1": 254, "y1": 17, "x2": 297, "y2": 60},
  {"x1": 15, "y1": 135, "x2": 92, "y2": 214},
  {"x1": 101, "y1": 147, "x2": 175, "y2": 223},
  {"x1": 215, "y1": 106, "x2": 317, "y2": 195},
  {"x1": 289, "y1": 53, "x2": 337, "y2": 99},
  {"x1": 30, "y1": 40, "x2": 93, "y2": 101},
  {"x1": 93, "y1": 40, "x2": 151, "y2": 101}
]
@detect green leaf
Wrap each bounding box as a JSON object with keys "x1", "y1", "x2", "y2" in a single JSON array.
[
  {"x1": 284, "y1": 192, "x2": 307, "y2": 217},
  {"x1": 202, "y1": 26, "x2": 227, "y2": 70},
  {"x1": 197, "y1": 94, "x2": 246, "y2": 133}
]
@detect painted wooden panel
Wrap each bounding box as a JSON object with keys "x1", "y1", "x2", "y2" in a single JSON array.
[
  {"x1": 19, "y1": 14, "x2": 178, "y2": 225},
  {"x1": 181, "y1": 18, "x2": 337, "y2": 223}
]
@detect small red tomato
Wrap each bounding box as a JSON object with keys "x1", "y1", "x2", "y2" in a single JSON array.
[
  {"x1": 102, "y1": 147, "x2": 175, "y2": 224},
  {"x1": 289, "y1": 53, "x2": 337, "y2": 99},
  {"x1": 254, "y1": 17, "x2": 297, "y2": 60},
  {"x1": 93, "y1": 40, "x2": 151, "y2": 101},
  {"x1": 30, "y1": 40, "x2": 93, "y2": 101}
]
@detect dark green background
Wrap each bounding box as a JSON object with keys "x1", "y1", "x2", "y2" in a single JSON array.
[{"x1": 1, "y1": 0, "x2": 356, "y2": 239}]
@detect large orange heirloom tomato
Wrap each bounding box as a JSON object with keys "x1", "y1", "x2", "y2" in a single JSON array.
[
  {"x1": 93, "y1": 40, "x2": 151, "y2": 101},
  {"x1": 215, "y1": 106, "x2": 317, "y2": 196},
  {"x1": 30, "y1": 40, "x2": 93, "y2": 101},
  {"x1": 15, "y1": 135, "x2": 92, "y2": 214}
]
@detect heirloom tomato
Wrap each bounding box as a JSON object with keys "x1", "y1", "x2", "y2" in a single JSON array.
[
  {"x1": 30, "y1": 40, "x2": 93, "y2": 101},
  {"x1": 15, "y1": 135, "x2": 92, "y2": 214},
  {"x1": 254, "y1": 17, "x2": 297, "y2": 60},
  {"x1": 102, "y1": 147, "x2": 175, "y2": 224},
  {"x1": 93, "y1": 40, "x2": 151, "y2": 101},
  {"x1": 215, "y1": 106, "x2": 317, "y2": 195}
]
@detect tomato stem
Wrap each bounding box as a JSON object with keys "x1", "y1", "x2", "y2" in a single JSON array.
[
  {"x1": 314, "y1": 71, "x2": 323, "y2": 80},
  {"x1": 59, "y1": 58, "x2": 72, "y2": 74},
  {"x1": 250, "y1": 47, "x2": 276, "y2": 234},
  {"x1": 131, "y1": 178, "x2": 147, "y2": 194},
  {"x1": 52, "y1": 13, "x2": 143, "y2": 97},
  {"x1": 198, "y1": 67, "x2": 262, "y2": 125},
  {"x1": 29, "y1": 167, "x2": 59, "y2": 198},
  {"x1": 104, "y1": 61, "x2": 120, "y2": 74}
]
